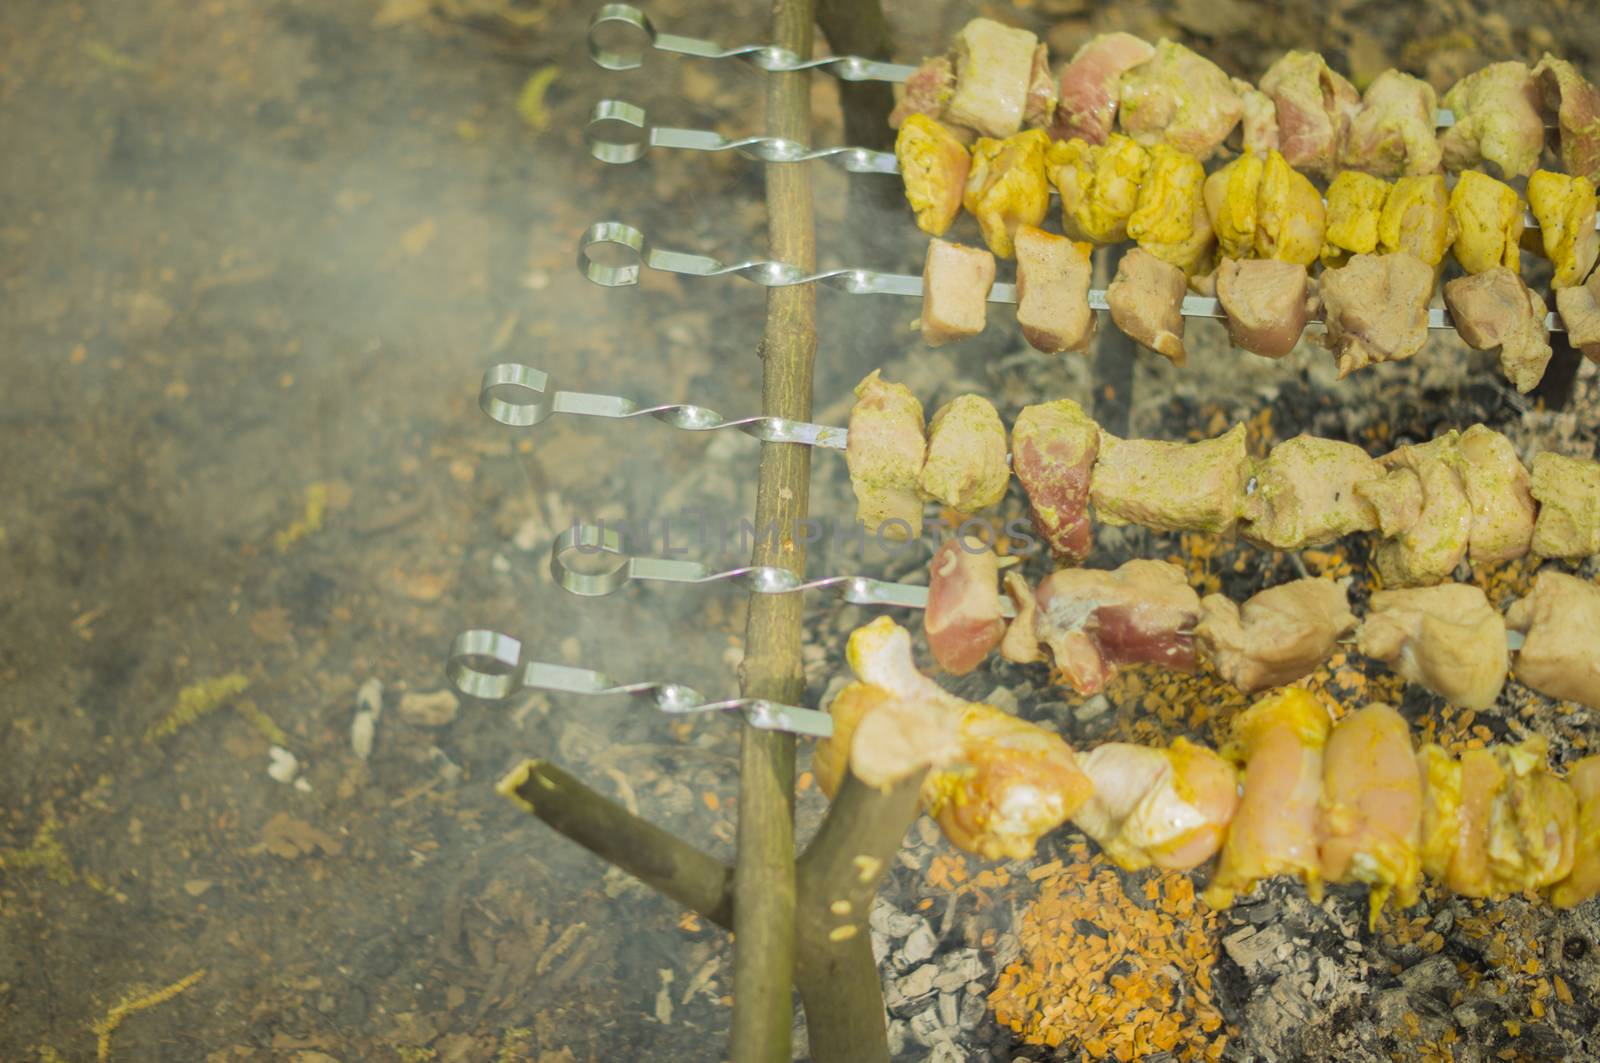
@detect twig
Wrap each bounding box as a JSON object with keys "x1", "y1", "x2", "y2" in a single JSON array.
[{"x1": 92, "y1": 968, "x2": 205, "y2": 1063}]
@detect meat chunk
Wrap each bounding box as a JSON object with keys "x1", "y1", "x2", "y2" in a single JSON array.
[
  {"x1": 1204, "y1": 688, "x2": 1331, "y2": 908},
  {"x1": 1532, "y1": 54, "x2": 1600, "y2": 184},
  {"x1": 1322, "y1": 170, "x2": 1390, "y2": 265},
  {"x1": 1318, "y1": 704, "x2": 1423, "y2": 924},
  {"x1": 1506, "y1": 570, "x2": 1600, "y2": 710},
  {"x1": 1254, "y1": 150, "x2": 1325, "y2": 266},
  {"x1": 889, "y1": 56, "x2": 956, "y2": 130},
  {"x1": 920, "y1": 238, "x2": 995, "y2": 346},
  {"x1": 1050, "y1": 32, "x2": 1156, "y2": 144},
  {"x1": 963, "y1": 129, "x2": 1051, "y2": 258},
  {"x1": 1318, "y1": 251, "x2": 1433, "y2": 377},
  {"x1": 1258, "y1": 51, "x2": 1361, "y2": 177},
  {"x1": 1342, "y1": 69, "x2": 1443, "y2": 178},
  {"x1": 1092, "y1": 423, "x2": 1249, "y2": 534},
  {"x1": 1047, "y1": 133, "x2": 1150, "y2": 244},
  {"x1": 1126, "y1": 143, "x2": 1214, "y2": 275},
  {"x1": 846, "y1": 370, "x2": 926, "y2": 540},
  {"x1": 1203, "y1": 153, "x2": 1263, "y2": 261},
  {"x1": 1000, "y1": 571, "x2": 1043, "y2": 664},
  {"x1": 1361, "y1": 434, "x2": 1473, "y2": 587},
  {"x1": 1012, "y1": 398, "x2": 1099, "y2": 562},
  {"x1": 1216, "y1": 258, "x2": 1309, "y2": 358},
  {"x1": 1377, "y1": 175, "x2": 1457, "y2": 267},
  {"x1": 1014, "y1": 226, "x2": 1095, "y2": 354},
  {"x1": 1556, "y1": 269, "x2": 1600, "y2": 362},
  {"x1": 1529, "y1": 451, "x2": 1600, "y2": 559},
  {"x1": 918, "y1": 394, "x2": 1009, "y2": 512},
  {"x1": 1528, "y1": 170, "x2": 1599, "y2": 290},
  {"x1": 1117, "y1": 39, "x2": 1243, "y2": 160},
  {"x1": 1439, "y1": 61, "x2": 1545, "y2": 179},
  {"x1": 1456, "y1": 424, "x2": 1535, "y2": 565},
  {"x1": 1196, "y1": 578, "x2": 1356, "y2": 694},
  {"x1": 1235, "y1": 80, "x2": 1279, "y2": 158},
  {"x1": 946, "y1": 18, "x2": 1039, "y2": 138},
  {"x1": 895, "y1": 115, "x2": 972, "y2": 236},
  {"x1": 1239, "y1": 435, "x2": 1381, "y2": 550},
  {"x1": 1106, "y1": 247, "x2": 1188, "y2": 365},
  {"x1": 1443, "y1": 268, "x2": 1552, "y2": 393},
  {"x1": 1358, "y1": 584, "x2": 1508, "y2": 709},
  {"x1": 1023, "y1": 44, "x2": 1057, "y2": 129},
  {"x1": 925, "y1": 536, "x2": 1004, "y2": 675},
  {"x1": 1073, "y1": 739, "x2": 1239, "y2": 871},
  {"x1": 1033, "y1": 560, "x2": 1200, "y2": 695},
  {"x1": 1449, "y1": 170, "x2": 1524, "y2": 275},
  {"x1": 1551, "y1": 756, "x2": 1600, "y2": 908}
]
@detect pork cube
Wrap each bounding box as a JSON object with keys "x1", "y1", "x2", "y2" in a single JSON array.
[
  {"x1": 1506, "y1": 571, "x2": 1600, "y2": 710},
  {"x1": 1318, "y1": 250, "x2": 1434, "y2": 377},
  {"x1": 925, "y1": 537, "x2": 1004, "y2": 675},
  {"x1": 890, "y1": 56, "x2": 956, "y2": 129},
  {"x1": 1216, "y1": 257, "x2": 1310, "y2": 358},
  {"x1": 1091, "y1": 423, "x2": 1249, "y2": 534},
  {"x1": 1106, "y1": 246, "x2": 1188, "y2": 365},
  {"x1": 1196, "y1": 578, "x2": 1356, "y2": 694},
  {"x1": 1203, "y1": 153, "x2": 1263, "y2": 261},
  {"x1": 1023, "y1": 43, "x2": 1057, "y2": 129},
  {"x1": 1012, "y1": 398, "x2": 1099, "y2": 562},
  {"x1": 1073, "y1": 740, "x2": 1238, "y2": 872},
  {"x1": 1450, "y1": 169, "x2": 1525, "y2": 275},
  {"x1": 1258, "y1": 51, "x2": 1361, "y2": 177},
  {"x1": 1255, "y1": 150, "x2": 1325, "y2": 266},
  {"x1": 846, "y1": 370, "x2": 926, "y2": 541},
  {"x1": 1126, "y1": 143, "x2": 1215, "y2": 275},
  {"x1": 1322, "y1": 170, "x2": 1391, "y2": 264},
  {"x1": 1050, "y1": 32, "x2": 1156, "y2": 144},
  {"x1": 1117, "y1": 38, "x2": 1243, "y2": 160},
  {"x1": 1342, "y1": 69, "x2": 1443, "y2": 178},
  {"x1": 1361, "y1": 434, "x2": 1473, "y2": 587},
  {"x1": 1047, "y1": 133, "x2": 1150, "y2": 244},
  {"x1": 1358, "y1": 584, "x2": 1509, "y2": 710},
  {"x1": 1551, "y1": 755, "x2": 1600, "y2": 908},
  {"x1": 1235, "y1": 79, "x2": 1280, "y2": 158},
  {"x1": 895, "y1": 115, "x2": 972, "y2": 236},
  {"x1": 946, "y1": 18, "x2": 1038, "y2": 138},
  {"x1": 1528, "y1": 170, "x2": 1599, "y2": 290},
  {"x1": 963, "y1": 129, "x2": 1051, "y2": 258},
  {"x1": 920, "y1": 238, "x2": 995, "y2": 346},
  {"x1": 1034, "y1": 560, "x2": 1200, "y2": 695},
  {"x1": 1443, "y1": 268, "x2": 1551, "y2": 393},
  {"x1": 1378, "y1": 175, "x2": 1457, "y2": 267},
  {"x1": 1439, "y1": 62, "x2": 1545, "y2": 179},
  {"x1": 1318, "y1": 704, "x2": 1424, "y2": 923},
  {"x1": 1532, "y1": 54, "x2": 1600, "y2": 184},
  {"x1": 1529, "y1": 451, "x2": 1600, "y2": 559},
  {"x1": 1456, "y1": 424, "x2": 1536, "y2": 565},
  {"x1": 1239, "y1": 435, "x2": 1381, "y2": 550},
  {"x1": 918, "y1": 394, "x2": 1009, "y2": 512},
  {"x1": 1557, "y1": 269, "x2": 1600, "y2": 362},
  {"x1": 1014, "y1": 226, "x2": 1095, "y2": 354}
]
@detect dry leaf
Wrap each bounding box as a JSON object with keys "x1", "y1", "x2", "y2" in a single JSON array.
[
  {"x1": 250, "y1": 606, "x2": 295, "y2": 645},
  {"x1": 261, "y1": 812, "x2": 344, "y2": 859},
  {"x1": 392, "y1": 568, "x2": 450, "y2": 601}
]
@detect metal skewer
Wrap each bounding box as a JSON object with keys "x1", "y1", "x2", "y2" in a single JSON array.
[{"x1": 447, "y1": 628, "x2": 833, "y2": 737}]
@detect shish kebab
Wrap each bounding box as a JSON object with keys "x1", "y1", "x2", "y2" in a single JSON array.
[{"x1": 816, "y1": 617, "x2": 1600, "y2": 919}]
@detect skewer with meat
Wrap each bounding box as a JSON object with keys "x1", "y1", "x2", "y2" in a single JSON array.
[
  {"x1": 1072, "y1": 739, "x2": 1239, "y2": 871},
  {"x1": 1050, "y1": 32, "x2": 1156, "y2": 145},
  {"x1": 1321, "y1": 170, "x2": 1390, "y2": 265},
  {"x1": 1014, "y1": 225, "x2": 1096, "y2": 354},
  {"x1": 1531, "y1": 54, "x2": 1600, "y2": 184},
  {"x1": 894, "y1": 115, "x2": 971, "y2": 237},
  {"x1": 1239, "y1": 435, "x2": 1382, "y2": 550},
  {"x1": 1318, "y1": 704, "x2": 1424, "y2": 925},
  {"x1": 1528, "y1": 170, "x2": 1600, "y2": 290},
  {"x1": 1556, "y1": 269, "x2": 1600, "y2": 361},
  {"x1": 1203, "y1": 150, "x2": 1323, "y2": 266},
  {"x1": 1438, "y1": 61, "x2": 1545, "y2": 179},
  {"x1": 1125, "y1": 143, "x2": 1214, "y2": 274},
  {"x1": 1529, "y1": 451, "x2": 1600, "y2": 558},
  {"x1": 1091, "y1": 423, "x2": 1250, "y2": 535},
  {"x1": 1357, "y1": 584, "x2": 1510, "y2": 710},
  {"x1": 1216, "y1": 257, "x2": 1311, "y2": 358},
  {"x1": 846, "y1": 370, "x2": 926, "y2": 540},
  {"x1": 1359, "y1": 433, "x2": 1473, "y2": 587},
  {"x1": 1507, "y1": 570, "x2": 1600, "y2": 709},
  {"x1": 1257, "y1": 51, "x2": 1360, "y2": 178},
  {"x1": 1117, "y1": 39, "x2": 1243, "y2": 161},
  {"x1": 1443, "y1": 268, "x2": 1552, "y2": 393},
  {"x1": 1318, "y1": 250, "x2": 1434, "y2": 376},
  {"x1": 1342, "y1": 70, "x2": 1443, "y2": 177},
  {"x1": 1106, "y1": 247, "x2": 1189, "y2": 364},
  {"x1": 918, "y1": 393, "x2": 1010, "y2": 512},
  {"x1": 1377, "y1": 175, "x2": 1457, "y2": 267},
  {"x1": 1011, "y1": 398, "x2": 1099, "y2": 562},
  {"x1": 963, "y1": 129, "x2": 1052, "y2": 258},
  {"x1": 1195, "y1": 578, "x2": 1356, "y2": 695},
  {"x1": 1450, "y1": 169, "x2": 1525, "y2": 275},
  {"x1": 1455, "y1": 424, "x2": 1537, "y2": 564},
  {"x1": 925, "y1": 536, "x2": 1005, "y2": 676},
  {"x1": 920, "y1": 238, "x2": 995, "y2": 346},
  {"x1": 1046, "y1": 133, "x2": 1150, "y2": 244}
]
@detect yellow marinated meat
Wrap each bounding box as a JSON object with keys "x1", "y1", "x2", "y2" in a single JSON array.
[
  {"x1": 1127, "y1": 143, "x2": 1215, "y2": 274},
  {"x1": 1322, "y1": 170, "x2": 1390, "y2": 265},
  {"x1": 1450, "y1": 169, "x2": 1525, "y2": 275},
  {"x1": 1377, "y1": 174, "x2": 1456, "y2": 267},
  {"x1": 1046, "y1": 133, "x2": 1150, "y2": 244},
  {"x1": 1527, "y1": 169, "x2": 1599, "y2": 288},
  {"x1": 963, "y1": 128, "x2": 1051, "y2": 258}
]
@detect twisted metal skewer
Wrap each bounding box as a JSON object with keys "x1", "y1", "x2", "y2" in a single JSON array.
[{"x1": 586, "y1": 100, "x2": 898, "y2": 172}]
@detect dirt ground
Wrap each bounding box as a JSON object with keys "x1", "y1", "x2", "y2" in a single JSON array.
[{"x1": 2, "y1": 1, "x2": 1599, "y2": 1061}]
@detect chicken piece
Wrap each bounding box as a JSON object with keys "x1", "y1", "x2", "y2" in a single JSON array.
[
  {"x1": 1362, "y1": 434, "x2": 1473, "y2": 587},
  {"x1": 1417, "y1": 743, "x2": 1461, "y2": 884},
  {"x1": 1197, "y1": 579, "x2": 1356, "y2": 694},
  {"x1": 1126, "y1": 143, "x2": 1215, "y2": 274},
  {"x1": 1357, "y1": 464, "x2": 1423, "y2": 539},
  {"x1": 895, "y1": 115, "x2": 972, "y2": 236},
  {"x1": 1322, "y1": 170, "x2": 1390, "y2": 265},
  {"x1": 1439, "y1": 62, "x2": 1545, "y2": 179},
  {"x1": 1506, "y1": 570, "x2": 1600, "y2": 709},
  {"x1": 918, "y1": 394, "x2": 1009, "y2": 512},
  {"x1": 1235, "y1": 80, "x2": 1280, "y2": 158},
  {"x1": 1443, "y1": 268, "x2": 1552, "y2": 393},
  {"x1": 1358, "y1": 584, "x2": 1508, "y2": 709},
  {"x1": 1442, "y1": 746, "x2": 1502, "y2": 897},
  {"x1": 1528, "y1": 451, "x2": 1600, "y2": 559},
  {"x1": 890, "y1": 56, "x2": 956, "y2": 130},
  {"x1": 1484, "y1": 740, "x2": 1578, "y2": 896},
  {"x1": 1556, "y1": 270, "x2": 1600, "y2": 361},
  {"x1": 925, "y1": 536, "x2": 1004, "y2": 676},
  {"x1": 1216, "y1": 258, "x2": 1310, "y2": 358},
  {"x1": 1073, "y1": 739, "x2": 1240, "y2": 871},
  {"x1": 1012, "y1": 399, "x2": 1099, "y2": 562},
  {"x1": 1531, "y1": 54, "x2": 1600, "y2": 184},
  {"x1": 1047, "y1": 133, "x2": 1150, "y2": 244},
  {"x1": 1023, "y1": 43, "x2": 1057, "y2": 129},
  {"x1": 1051, "y1": 32, "x2": 1156, "y2": 144},
  {"x1": 1000, "y1": 571, "x2": 1043, "y2": 664},
  {"x1": 1092, "y1": 423, "x2": 1249, "y2": 534},
  {"x1": 1205, "y1": 688, "x2": 1331, "y2": 908},
  {"x1": 1377, "y1": 175, "x2": 1457, "y2": 267},
  {"x1": 1106, "y1": 247, "x2": 1188, "y2": 364},
  {"x1": 1551, "y1": 756, "x2": 1600, "y2": 908},
  {"x1": 1343, "y1": 69, "x2": 1443, "y2": 178},
  {"x1": 963, "y1": 129, "x2": 1051, "y2": 258},
  {"x1": 1259, "y1": 51, "x2": 1361, "y2": 177},
  {"x1": 947, "y1": 19, "x2": 1039, "y2": 138},
  {"x1": 1014, "y1": 226, "x2": 1096, "y2": 354},
  {"x1": 1318, "y1": 704, "x2": 1423, "y2": 925},
  {"x1": 1202, "y1": 153, "x2": 1263, "y2": 261},
  {"x1": 846, "y1": 370, "x2": 926, "y2": 540},
  {"x1": 1527, "y1": 170, "x2": 1599, "y2": 290},
  {"x1": 1033, "y1": 560, "x2": 1200, "y2": 695},
  {"x1": 1253, "y1": 150, "x2": 1325, "y2": 266},
  {"x1": 1455, "y1": 424, "x2": 1535, "y2": 565},
  {"x1": 1449, "y1": 170, "x2": 1525, "y2": 275},
  {"x1": 1117, "y1": 39, "x2": 1243, "y2": 160},
  {"x1": 1318, "y1": 250, "x2": 1433, "y2": 376},
  {"x1": 1239, "y1": 435, "x2": 1382, "y2": 550},
  {"x1": 920, "y1": 238, "x2": 995, "y2": 346}
]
